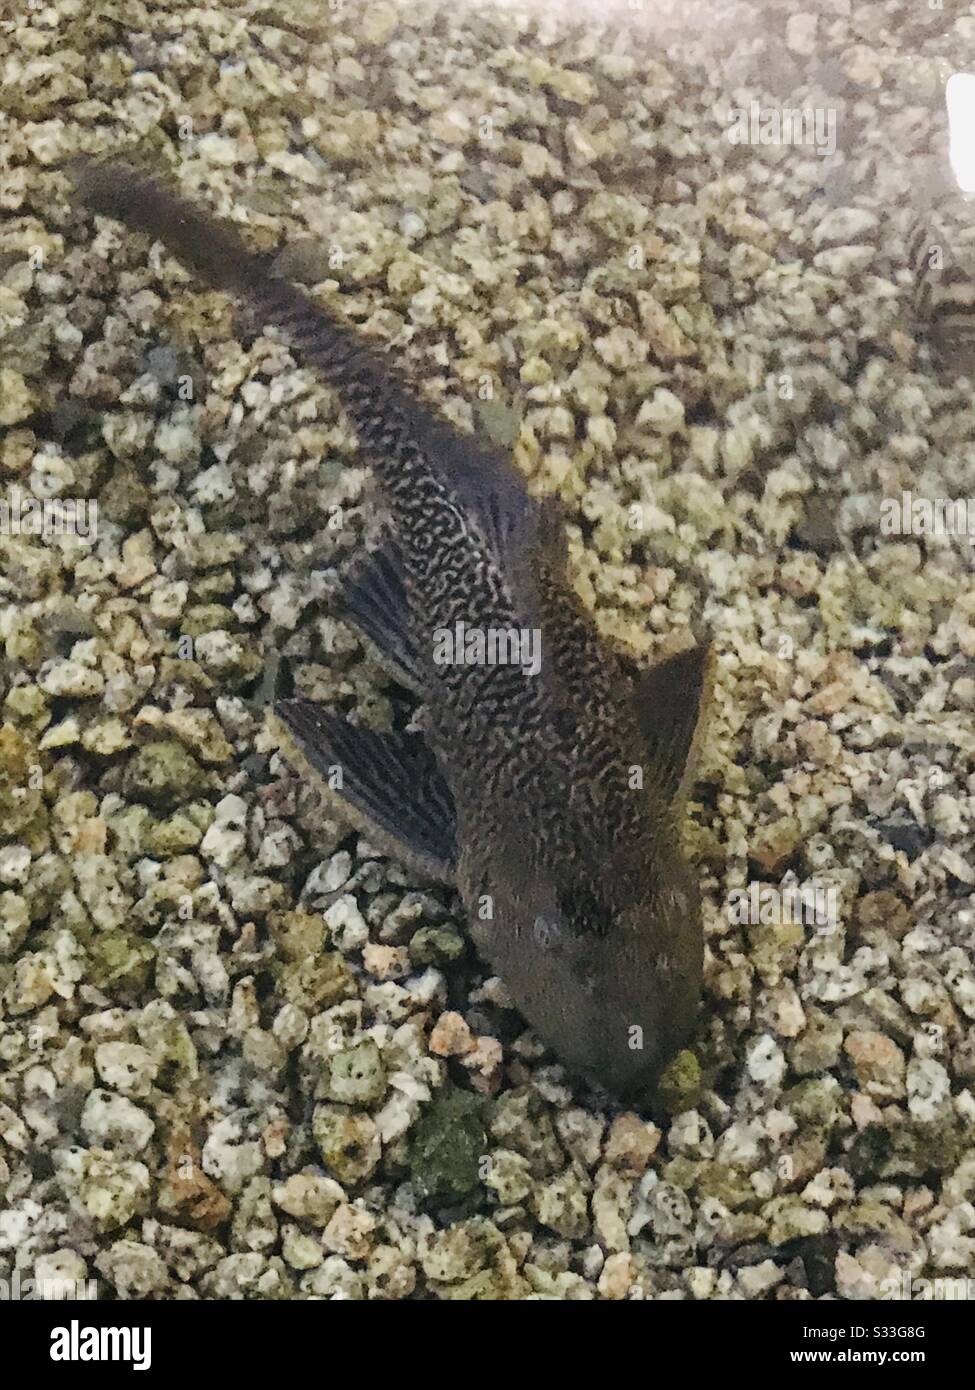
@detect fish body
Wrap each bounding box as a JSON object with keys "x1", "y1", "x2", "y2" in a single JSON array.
[
  {"x1": 75, "y1": 159, "x2": 712, "y2": 1102},
  {"x1": 909, "y1": 196, "x2": 975, "y2": 370}
]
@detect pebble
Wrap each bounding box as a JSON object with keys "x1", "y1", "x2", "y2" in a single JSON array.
[
  {"x1": 4, "y1": 0, "x2": 973, "y2": 1304},
  {"x1": 843, "y1": 1031, "x2": 906, "y2": 1099}
]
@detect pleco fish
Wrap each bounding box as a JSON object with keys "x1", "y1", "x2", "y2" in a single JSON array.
[
  {"x1": 74, "y1": 159, "x2": 714, "y2": 1103},
  {"x1": 908, "y1": 193, "x2": 975, "y2": 372}
]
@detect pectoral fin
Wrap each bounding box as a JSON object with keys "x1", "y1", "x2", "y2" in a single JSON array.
[
  {"x1": 631, "y1": 641, "x2": 714, "y2": 810},
  {"x1": 334, "y1": 541, "x2": 426, "y2": 694},
  {"x1": 274, "y1": 699, "x2": 457, "y2": 882}
]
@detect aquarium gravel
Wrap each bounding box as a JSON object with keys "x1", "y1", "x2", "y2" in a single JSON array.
[{"x1": 1, "y1": 0, "x2": 975, "y2": 1300}]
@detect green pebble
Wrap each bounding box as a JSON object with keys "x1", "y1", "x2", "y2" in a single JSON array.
[
  {"x1": 324, "y1": 1038, "x2": 386, "y2": 1106},
  {"x1": 123, "y1": 740, "x2": 207, "y2": 810},
  {"x1": 408, "y1": 1086, "x2": 486, "y2": 1203},
  {"x1": 89, "y1": 930, "x2": 155, "y2": 994},
  {"x1": 181, "y1": 605, "x2": 237, "y2": 637},
  {"x1": 655, "y1": 1049, "x2": 703, "y2": 1116},
  {"x1": 409, "y1": 925, "x2": 465, "y2": 967},
  {"x1": 313, "y1": 1104, "x2": 380, "y2": 1184},
  {"x1": 146, "y1": 813, "x2": 204, "y2": 855}
]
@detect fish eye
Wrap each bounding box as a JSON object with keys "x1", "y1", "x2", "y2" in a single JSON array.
[{"x1": 532, "y1": 915, "x2": 560, "y2": 949}]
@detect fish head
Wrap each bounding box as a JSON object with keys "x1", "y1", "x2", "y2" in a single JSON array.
[{"x1": 466, "y1": 840, "x2": 703, "y2": 1105}]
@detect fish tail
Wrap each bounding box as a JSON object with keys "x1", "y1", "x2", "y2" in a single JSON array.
[
  {"x1": 72, "y1": 157, "x2": 269, "y2": 300},
  {"x1": 70, "y1": 158, "x2": 423, "y2": 467}
]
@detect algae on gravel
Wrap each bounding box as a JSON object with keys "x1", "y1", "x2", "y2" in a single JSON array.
[{"x1": 407, "y1": 1087, "x2": 487, "y2": 1204}]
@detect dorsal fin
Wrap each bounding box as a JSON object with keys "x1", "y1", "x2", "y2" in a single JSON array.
[{"x1": 631, "y1": 641, "x2": 714, "y2": 811}]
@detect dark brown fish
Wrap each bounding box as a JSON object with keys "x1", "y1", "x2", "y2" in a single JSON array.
[
  {"x1": 74, "y1": 158, "x2": 713, "y2": 1102},
  {"x1": 909, "y1": 197, "x2": 975, "y2": 371}
]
